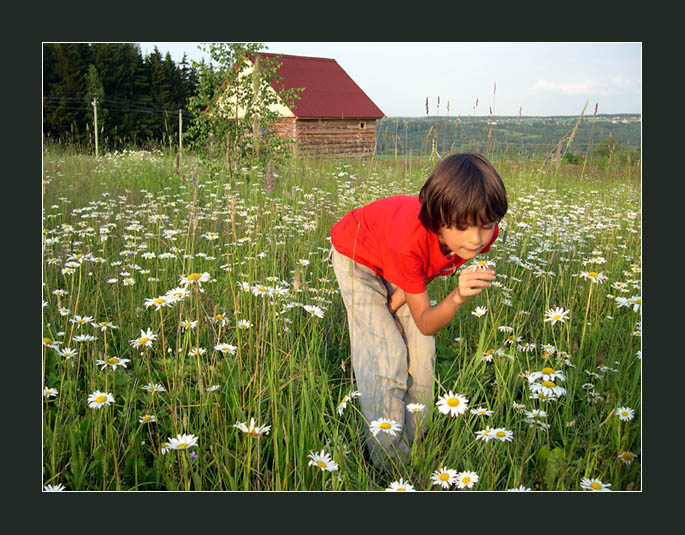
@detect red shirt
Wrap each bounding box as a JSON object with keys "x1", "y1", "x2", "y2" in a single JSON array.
[{"x1": 331, "y1": 195, "x2": 498, "y2": 294}]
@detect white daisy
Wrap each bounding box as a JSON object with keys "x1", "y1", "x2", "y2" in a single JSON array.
[
  {"x1": 615, "y1": 407, "x2": 635, "y2": 421},
  {"x1": 95, "y1": 355, "x2": 131, "y2": 370},
  {"x1": 369, "y1": 418, "x2": 402, "y2": 437},
  {"x1": 431, "y1": 466, "x2": 458, "y2": 489},
  {"x1": 234, "y1": 418, "x2": 271, "y2": 437},
  {"x1": 142, "y1": 383, "x2": 166, "y2": 393},
  {"x1": 386, "y1": 478, "x2": 415, "y2": 491},
  {"x1": 436, "y1": 391, "x2": 469, "y2": 417},
  {"x1": 87, "y1": 390, "x2": 114, "y2": 409},
  {"x1": 215, "y1": 343, "x2": 238, "y2": 355},
  {"x1": 472, "y1": 306, "x2": 487, "y2": 318},
  {"x1": 162, "y1": 433, "x2": 198, "y2": 452},
  {"x1": 336, "y1": 390, "x2": 361, "y2": 415},
  {"x1": 139, "y1": 414, "x2": 156, "y2": 424},
  {"x1": 43, "y1": 387, "x2": 59, "y2": 398},
  {"x1": 307, "y1": 450, "x2": 339, "y2": 472},
  {"x1": 43, "y1": 483, "x2": 66, "y2": 491},
  {"x1": 455, "y1": 471, "x2": 479, "y2": 489},
  {"x1": 491, "y1": 428, "x2": 514, "y2": 442},
  {"x1": 470, "y1": 407, "x2": 493, "y2": 416},
  {"x1": 130, "y1": 328, "x2": 157, "y2": 349},
  {"x1": 507, "y1": 485, "x2": 531, "y2": 491},
  {"x1": 406, "y1": 403, "x2": 425, "y2": 414},
  {"x1": 544, "y1": 306, "x2": 570, "y2": 325},
  {"x1": 580, "y1": 477, "x2": 612, "y2": 491}
]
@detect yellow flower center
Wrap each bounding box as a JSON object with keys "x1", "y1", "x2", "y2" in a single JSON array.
[
  {"x1": 316, "y1": 460, "x2": 327, "y2": 469},
  {"x1": 43, "y1": 338, "x2": 53, "y2": 345},
  {"x1": 439, "y1": 473, "x2": 450, "y2": 481},
  {"x1": 107, "y1": 357, "x2": 119, "y2": 364},
  {"x1": 621, "y1": 411, "x2": 628, "y2": 417},
  {"x1": 447, "y1": 397, "x2": 460, "y2": 407},
  {"x1": 496, "y1": 431, "x2": 506, "y2": 437},
  {"x1": 397, "y1": 487, "x2": 406, "y2": 491},
  {"x1": 215, "y1": 314, "x2": 224, "y2": 320},
  {"x1": 588, "y1": 272, "x2": 598, "y2": 278},
  {"x1": 139, "y1": 337, "x2": 149, "y2": 345},
  {"x1": 177, "y1": 443, "x2": 188, "y2": 449},
  {"x1": 143, "y1": 416, "x2": 151, "y2": 422},
  {"x1": 187, "y1": 273, "x2": 202, "y2": 281},
  {"x1": 462, "y1": 476, "x2": 471, "y2": 484},
  {"x1": 541, "y1": 367, "x2": 555, "y2": 375},
  {"x1": 542, "y1": 380, "x2": 555, "y2": 388},
  {"x1": 553, "y1": 314, "x2": 561, "y2": 320},
  {"x1": 379, "y1": 422, "x2": 391, "y2": 430},
  {"x1": 485, "y1": 349, "x2": 495, "y2": 356},
  {"x1": 590, "y1": 482, "x2": 602, "y2": 490},
  {"x1": 95, "y1": 395, "x2": 107, "y2": 403},
  {"x1": 154, "y1": 298, "x2": 165, "y2": 304}
]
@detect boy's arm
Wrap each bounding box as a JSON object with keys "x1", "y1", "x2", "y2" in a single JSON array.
[
  {"x1": 387, "y1": 287, "x2": 406, "y2": 313},
  {"x1": 405, "y1": 267, "x2": 495, "y2": 336}
]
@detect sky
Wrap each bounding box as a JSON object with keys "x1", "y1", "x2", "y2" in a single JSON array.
[{"x1": 138, "y1": 42, "x2": 641, "y2": 118}]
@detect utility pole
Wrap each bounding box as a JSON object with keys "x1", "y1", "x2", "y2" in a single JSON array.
[{"x1": 92, "y1": 98, "x2": 99, "y2": 158}]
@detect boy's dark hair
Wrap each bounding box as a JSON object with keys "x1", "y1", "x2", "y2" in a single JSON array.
[{"x1": 418, "y1": 153, "x2": 508, "y2": 233}]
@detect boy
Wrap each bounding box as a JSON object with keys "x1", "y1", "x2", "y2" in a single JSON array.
[{"x1": 329, "y1": 153, "x2": 508, "y2": 467}]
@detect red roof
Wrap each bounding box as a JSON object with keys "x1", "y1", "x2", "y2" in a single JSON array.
[{"x1": 251, "y1": 52, "x2": 385, "y2": 119}]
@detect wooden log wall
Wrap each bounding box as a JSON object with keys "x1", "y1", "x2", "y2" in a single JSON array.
[{"x1": 293, "y1": 118, "x2": 378, "y2": 157}]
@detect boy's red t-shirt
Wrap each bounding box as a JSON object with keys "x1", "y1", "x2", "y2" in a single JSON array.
[{"x1": 330, "y1": 195, "x2": 498, "y2": 294}]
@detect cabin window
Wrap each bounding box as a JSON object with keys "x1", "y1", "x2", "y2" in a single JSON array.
[{"x1": 359, "y1": 122, "x2": 366, "y2": 129}]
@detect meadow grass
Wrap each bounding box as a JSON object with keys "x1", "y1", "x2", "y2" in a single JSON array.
[{"x1": 42, "y1": 147, "x2": 641, "y2": 491}]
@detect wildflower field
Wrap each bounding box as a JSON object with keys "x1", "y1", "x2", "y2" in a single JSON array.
[{"x1": 42, "y1": 148, "x2": 641, "y2": 491}]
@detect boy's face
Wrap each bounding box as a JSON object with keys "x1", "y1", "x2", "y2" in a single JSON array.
[{"x1": 437, "y1": 221, "x2": 496, "y2": 259}]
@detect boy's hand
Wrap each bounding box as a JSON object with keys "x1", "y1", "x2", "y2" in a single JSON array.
[{"x1": 452, "y1": 266, "x2": 496, "y2": 305}]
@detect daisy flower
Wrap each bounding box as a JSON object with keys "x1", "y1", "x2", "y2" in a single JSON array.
[
  {"x1": 237, "y1": 319, "x2": 252, "y2": 330},
  {"x1": 130, "y1": 328, "x2": 156, "y2": 349},
  {"x1": 162, "y1": 433, "x2": 198, "y2": 452},
  {"x1": 206, "y1": 385, "x2": 220, "y2": 392},
  {"x1": 618, "y1": 451, "x2": 637, "y2": 465},
  {"x1": 475, "y1": 427, "x2": 495, "y2": 442},
  {"x1": 307, "y1": 450, "x2": 339, "y2": 472},
  {"x1": 406, "y1": 403, "x2": 425, "y2": 414},
  {"x1": 544, "y1": 306, "x2": 570, "y2": 325},
  {"x1": 95, "y1": 355, "x2": 131, "y2": 371},
  {"x1": 70, "y1": 315, "x2": 94, "y2": 326},
  {"x1": 369, "y1": 418, "x2": 402, "y2": 437},
  {"x1": 436, "y1": 391, "x2": 469, "y2": 417},
  {"x1": 580, "y1": 477, "x2": 612, "y2": 491},
  {"x1": 43, "y1": 387, "x2": 59, "y2": 398},
  {"x1": 507, "y1": 485, "x2": 531, "y2": 491},
  {"x1": 615, "y1": 407, "x2": 635, "y2": 421},
  {"x1": 302, "y1": 304, "x2": 325, "y2": 318},
  {"x1": 431, "y1": 466, "x2": 458, "y2": 489},
  {"x1": 234, "y1": 418, "x2": 271, "y2": 437},
  {"x1": 181, "y1": 319, "x2": 198, "y2": 330},
  {"x1": 139, "y1": 414, "x2": 156, "y2": 424},
  {"x1": 179, "y1": 272, "x2": 211, "y2": 288},
  {"x1": 579, "y1": 271, "x2": 608, "y2": 284},
  {"x1": 455, "y1": 471, "x2": 479, "y2": 489},
  {"x1": 188, "y1": 347, "x2": 206, "y2": 357},
  {"x1": 386, "y1": 478, "x2": 415, "y2": 491},
  {"x1": 530, "y1": 380, "x2": 566, "y2": 397},
  {"x1": 144, "y1": 295, "x2": 171, "y2": 311},
  {"x1": 215, "y1": 343, "x2": 238, "y2": 355},
  {"x1": 142, "y1": 383, "x2": 166, "y2": 393},
  {"x1": 91, "y1": 320, "x2": 118, "y2": 332},
  {"x1": 470, "y1": 407, "x2": 493, "y2": 416},
  {"x1": 43, "y1": 483, "x2": 66, "y2": 491},
  {"x1": 87, "y1": 390, "x2": 115, "y2": 409},
  {"x1": 527, "y1": 367, "x2": 566, "y2": 383},
  {"x1": 492, "y1": 428, "x2": 514, "y2": 442},
  {"x1": 58, "y1": 347, "x2": 78, "y2": 360},
  {"x1": 336, "y1": 390, "x2": 361, "y2": 415},
  {"x1": 472, "y1": 306, "x2": 487, "y2": 318}
]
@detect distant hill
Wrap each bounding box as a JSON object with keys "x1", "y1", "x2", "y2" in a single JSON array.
[{"x1": 376, "y1": 114, "x2": 641, "y2": 158}]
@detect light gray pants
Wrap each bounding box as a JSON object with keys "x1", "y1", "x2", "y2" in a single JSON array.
[{"x1": 330, "y1": 248, "x2": 435, "y2": 467}]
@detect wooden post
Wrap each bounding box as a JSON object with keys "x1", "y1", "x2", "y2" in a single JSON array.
[
  {"x1": 92, "y1": 98, "x2": 99, "y2": 158},
  {"x1": 178, "y1": 109, "x2": 183, "y2": 156}
]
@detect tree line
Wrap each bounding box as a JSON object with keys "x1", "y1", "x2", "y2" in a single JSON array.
[{"x1": 43, "y1": 43, "x2": 199, "y2": 150}]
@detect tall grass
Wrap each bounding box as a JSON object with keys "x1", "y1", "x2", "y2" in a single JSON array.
[{"x1": 42, "y1": 147, "x2": 641, "y2": 491}]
